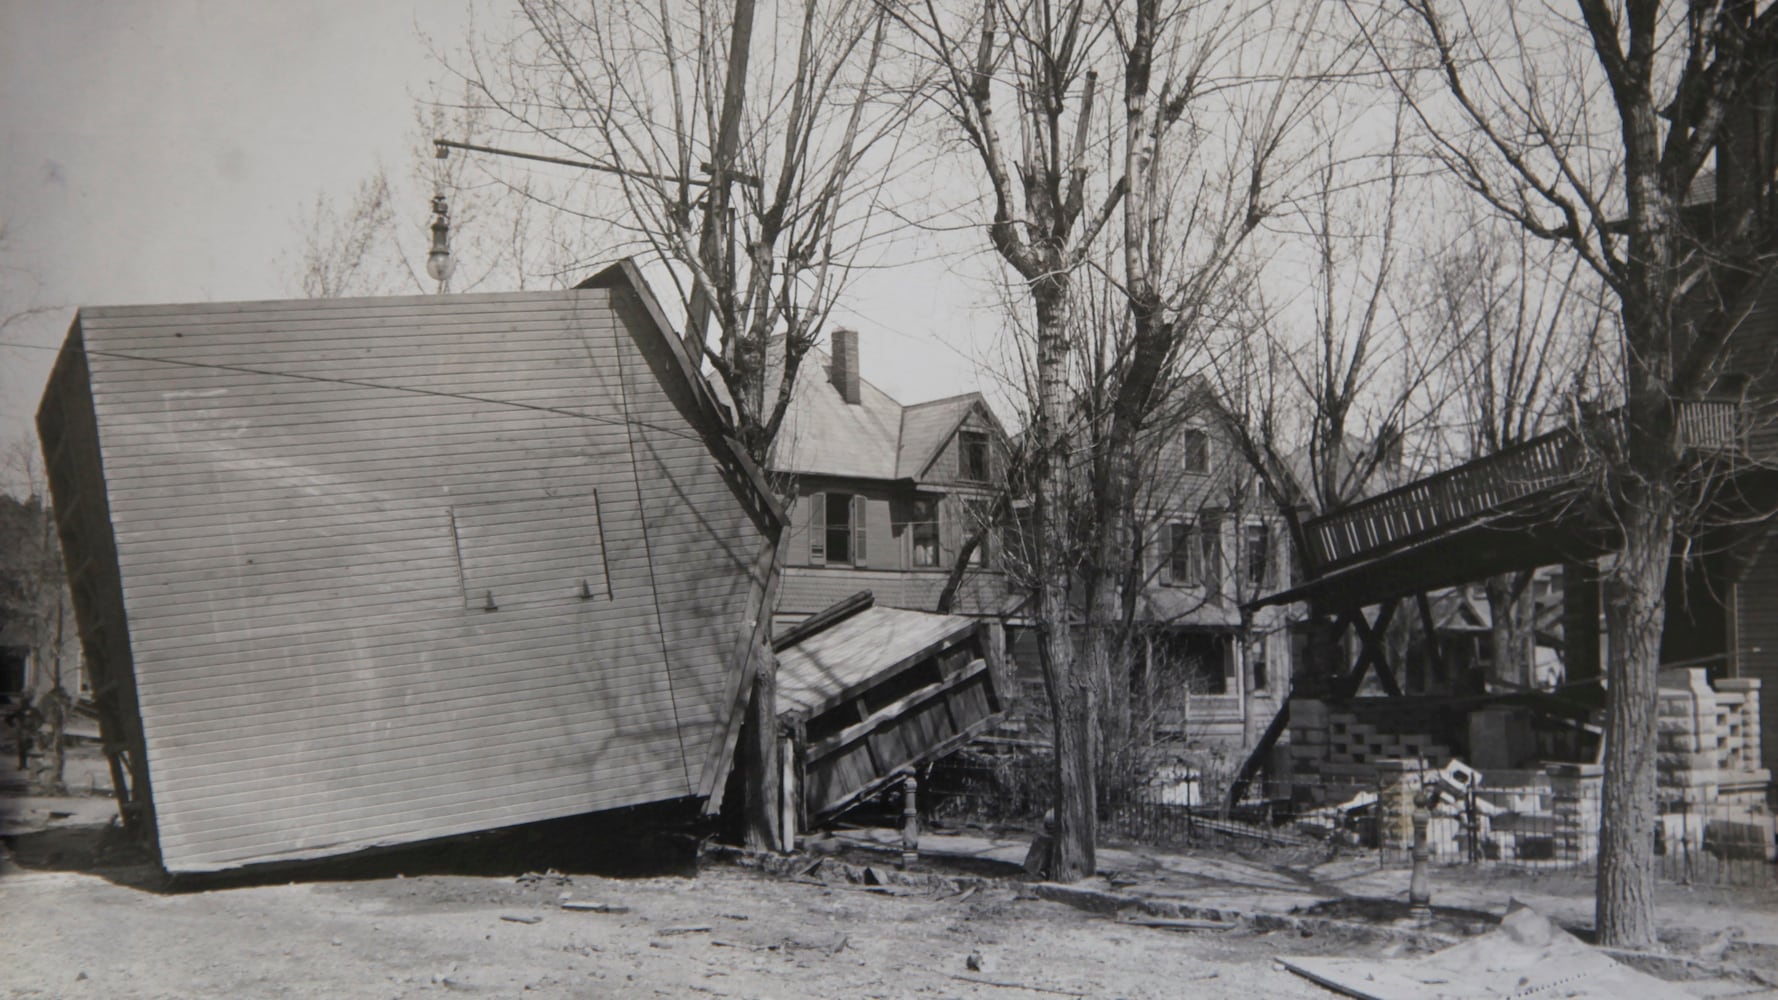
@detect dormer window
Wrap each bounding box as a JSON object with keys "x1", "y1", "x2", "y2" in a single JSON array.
[{"x1": 959, "y1": 430, "x2": 991, "y2": 482}]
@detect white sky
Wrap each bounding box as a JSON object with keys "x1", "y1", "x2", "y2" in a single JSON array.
[{"x1": 0, "y1": 0, "x2": 1009, "y2": 464}]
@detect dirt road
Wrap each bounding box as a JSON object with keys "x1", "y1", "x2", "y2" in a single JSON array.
[{"x1": 1, "y1": 850, "x2": 1346, "y2": 999}]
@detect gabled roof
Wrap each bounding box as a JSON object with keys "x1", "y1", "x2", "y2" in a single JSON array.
[
  {"x1": 769, "y1": 348, "x2": 905, "y2": 478},
  {"x1": 897, "y1": 394, "x2": 1004, "y2": 480},
  {"x1": 768, "y1": 348, "x2": 1004, "y2": 484}
]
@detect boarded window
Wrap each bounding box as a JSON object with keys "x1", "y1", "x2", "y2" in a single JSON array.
[
  {"x1": 959, "y1": 430, "x2": 991, "y2": 482},
  {"x1": 449, "y1": 492, "x2": 610, "y2": 610}
]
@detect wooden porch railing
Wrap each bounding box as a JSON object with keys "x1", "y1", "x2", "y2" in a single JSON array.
[{"x1": 1303, "y1": 400, "x2": 1741, "y2": 573}]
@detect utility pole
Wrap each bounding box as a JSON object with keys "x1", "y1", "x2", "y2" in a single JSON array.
[
  {"x1": 695, "y1": 0, "x2": 782, "y2": 856},
  {"x1": 685, "y1": 0, "x2": 757, "y2": 365}
]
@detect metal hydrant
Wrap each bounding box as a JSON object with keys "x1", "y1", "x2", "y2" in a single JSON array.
[{"x1": 1409, "y1": 785, "x2": 1432, "y2": 922}]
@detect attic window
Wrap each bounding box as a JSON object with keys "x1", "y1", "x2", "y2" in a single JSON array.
[
  {"x1": 1182, "y1": 429, "x2": 1209, "y2": 474},
  {"x1": 449, "y1": 492, "x2": 610, "y2": 610},
  {"x1": 959, "y1": 430, "x2": 991, "y2": 482}
]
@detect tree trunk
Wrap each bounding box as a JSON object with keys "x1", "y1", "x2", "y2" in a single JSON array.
[
  {"x1": 1595, "y1": 483, "x2": 1671, "y2": 948},
  {"x1": 1082, "y1": 437, "x2": 1134, "y2": 786},
  {"x1": 1032, "y1": 282, "x2": 1095, "y2": 881},
  {"x1": 742, "y1": 668, "x2": 781, "y2": 852},
  {"x1": 1483, "y1": 573, "x2": 1531, "y2": 690}
]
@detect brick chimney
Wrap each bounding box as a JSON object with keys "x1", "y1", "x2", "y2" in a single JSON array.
[{"x1": 830, "y1": 328, "x2": 861, "y2": 405}]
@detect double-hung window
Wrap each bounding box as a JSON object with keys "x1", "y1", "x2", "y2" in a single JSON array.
[{"x1": 807, "y1": 492, "x2": 868, "y2": 567}]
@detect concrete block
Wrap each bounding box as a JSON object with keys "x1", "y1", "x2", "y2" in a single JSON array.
[{"x1": 1291, "y1": 699, "x2": 1329, "y2": 728}]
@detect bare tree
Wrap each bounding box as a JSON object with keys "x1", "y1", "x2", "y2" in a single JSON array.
[
  {"x1": 1079, "y1": 0, "x2": 1337, "y2": 782},
  {"x1": 1425, "y1": 212, "x2": 1607, "y2": 689},
  {"x1": 456, "y1": 0, "x2": 917, "y2": 464},
  {"x1": 899, "y1": 0, "x2": 1339, "y2": 876},
  {"x1": 1351, "y1": 0, "x2": 1777, "y2": 946},
  {"x1": 0, "y1": 435, "x2": 71, "y2": 792},
  {"x1": 1214, "y1": 119, "x2": 1452, "y2": 585},
  {"x1": 897, "y1": 0, "x2": 1123, "y2": 879}
]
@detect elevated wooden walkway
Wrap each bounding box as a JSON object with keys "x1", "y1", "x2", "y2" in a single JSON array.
[{"x1": 1264, "y1": 400, "x2": 1744, "y2": 610}]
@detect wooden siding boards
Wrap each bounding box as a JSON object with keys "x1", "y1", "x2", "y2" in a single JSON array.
[{"x1": 39, "y1": 275, "x2": 780, "y2": 872}]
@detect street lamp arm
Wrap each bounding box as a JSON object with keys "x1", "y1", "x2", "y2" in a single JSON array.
[{"x1": 431, "y1": 139, "x2": 761, "y2": 189}]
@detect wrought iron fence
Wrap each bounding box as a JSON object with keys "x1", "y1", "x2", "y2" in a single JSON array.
[{"x1": 921, "y1": 748, "x2": 1778, "y2": 887}]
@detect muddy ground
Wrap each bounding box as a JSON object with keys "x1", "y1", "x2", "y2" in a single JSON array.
[
  {"x1": 1, "y1": 825, "x2": 1353, "y2": 999},
  {"x1": 3, "y1": 745, "x2": 1775, "y2": 999}
]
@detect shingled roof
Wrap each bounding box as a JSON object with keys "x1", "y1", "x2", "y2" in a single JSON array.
[{"x1": 768, "y1": 347, "x2": 1001, "y2": 483}]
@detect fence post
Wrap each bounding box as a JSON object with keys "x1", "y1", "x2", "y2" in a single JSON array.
[
  {"x1": 1375, "y1": 758, "x2": 1423, "y2": 865},
  {"x1": 899, "y1": 768, "x2": 919, "y2": 870},
  {"x1": 1545, "y1": 763, "x2": 1602, "y2": 869}
]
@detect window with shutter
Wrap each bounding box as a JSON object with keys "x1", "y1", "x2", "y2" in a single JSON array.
[
  {"x1": 825, "y1": 492, "x2": 854, "y2": 564},
  {"x1": 851, "y1": 494, "x2": 868, "y2": 567},
  {"x1": 908, "y1": 497, "x2": 940, "y2": 567},
  {"x1": 807, "y1": 493, "x2": 827, "y2": 564}
]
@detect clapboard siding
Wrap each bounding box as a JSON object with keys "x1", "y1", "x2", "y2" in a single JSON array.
[
  {"x1": 44, "y1": 280, "x2": 778, "y2": 871},
  {"x1": 777, "y1": 565, "x2": 1020, "y2": 621}
]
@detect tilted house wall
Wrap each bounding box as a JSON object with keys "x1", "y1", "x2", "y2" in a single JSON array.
[{"x1": 35, "y1": 261, "x2": 781, "y2": 873}]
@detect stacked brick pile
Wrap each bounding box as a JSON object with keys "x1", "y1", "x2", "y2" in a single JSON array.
[{"x1": 1289, "y1": 699, "x2": 1454, "y2": 804}]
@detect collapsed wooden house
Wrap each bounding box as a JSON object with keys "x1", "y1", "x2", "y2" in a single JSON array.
[
  {"x1": 773, "y1": 594, "x2": 1006, "y2": 829},
  {"x1": 35, "y1": 261, "x2": 782, "y2": 873}
]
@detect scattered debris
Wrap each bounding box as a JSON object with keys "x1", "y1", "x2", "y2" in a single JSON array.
[
  {"x1": 516, "y1": 871, "x2": 571, "y2": 887},
  {"x1": 499, "y1": 914, "x2": 543, "y2": 925},
  {"x1": 782, "y1": 933, "x2": 849, "y2": 956},
  {"x1": 561, "y1": 901, "x2": 629, "y2": 914},
  {"x1": 658, "y1": 925, "x2": 713, "y2": 936},
  {"x1": 1119, "y1": 916, "x2": 1237, "y2": 933},
  {"x1": 944, "y1": 972, "x2": 1082, "y2": 996},
  {"x1": 1278, "y1": 904, "x2": 1697, "y2": 999},
  {"x1": 966, "y1": 950, "x2": 986, "y2": 971}
]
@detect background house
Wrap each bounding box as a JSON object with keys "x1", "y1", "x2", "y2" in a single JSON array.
[
  {"x1": 768, "y1": 329, "x2": 1022, "y2": 628},
  {"x1": 764, "y1": 338, "x2": 1302, "y2": 762}
]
